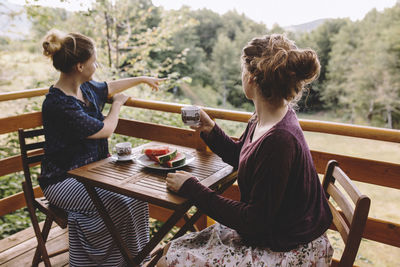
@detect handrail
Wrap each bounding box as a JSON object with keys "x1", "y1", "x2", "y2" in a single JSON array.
[
  {"x1": 0, "y1": 88, "x2": 48, "y2": 101},
  {"x1": 1, "y1": 89, "x2": 399, "y2": 143},
  {"x1": 125, "y1": 98, "x2": 400, "y2": 143}
]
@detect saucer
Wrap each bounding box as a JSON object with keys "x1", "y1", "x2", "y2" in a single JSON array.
[{"x1": 111, "y1": 154, "x2": 135, "y2": 161}]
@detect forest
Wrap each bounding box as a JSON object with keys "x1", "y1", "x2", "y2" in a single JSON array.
[{"x1": 1, "y1": 0, "x2": 400, "y2": 129}]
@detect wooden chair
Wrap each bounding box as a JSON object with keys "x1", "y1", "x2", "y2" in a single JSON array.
[
  {"x1": 322, "y1": 160, "x2": 371, "y2": 267},
  {"x1": 18, "y1": 128, "x2": 68, "y2": 267}
]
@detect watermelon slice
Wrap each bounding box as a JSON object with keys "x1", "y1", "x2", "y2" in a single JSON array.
[
  {"x1": 163, "y1": 152, "x2": 186, "y2": 168},
  {"x1": 143, "y1": 146, "x2": 170, "y2": 161},
  {"x1": 143, "y1": 146, "x2": 170, "y2": 156},
  {"x1": 155, "y1": 148, "x2": 178, "y2": 164},
  {"x1": 146, "y1": 154, "x2": 159, "y2": 162}
]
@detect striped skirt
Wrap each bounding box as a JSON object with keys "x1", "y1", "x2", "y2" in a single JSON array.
[{"x1": 43, "y1": 178, "x2": 149, "y2": 267}]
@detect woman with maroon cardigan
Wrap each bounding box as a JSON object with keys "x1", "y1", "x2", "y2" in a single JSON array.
[{"x1": 158, "y1": 34, "x2": 333, "y2": 267}]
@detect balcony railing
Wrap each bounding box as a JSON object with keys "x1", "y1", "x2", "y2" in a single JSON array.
[{"x1": 0, "y1": 88, "x2": 399, "y2": 266}]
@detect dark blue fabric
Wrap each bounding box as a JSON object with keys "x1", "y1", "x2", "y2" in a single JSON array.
[{"x1": 40, "y1": 80, "x2": 109, "y2": 188}]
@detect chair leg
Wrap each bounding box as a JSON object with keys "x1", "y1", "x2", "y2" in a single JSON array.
[
  {"x1": 22, "y1": 181, "x2": 53, "y2": 267},
  {"x1": 32, "y1": 215, "x2": 53, "y2": 267},
  {"x1": 145, "y1": 248, "x2": 164, "y2": 267}
]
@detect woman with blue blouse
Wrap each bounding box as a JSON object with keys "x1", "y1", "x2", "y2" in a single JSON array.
[{"x1": 40, "y1": 29, "x2": 164, "y2": 266}]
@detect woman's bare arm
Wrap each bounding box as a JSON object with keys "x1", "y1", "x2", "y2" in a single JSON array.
[{"x1": 107, "y1": 76, "x2": 166, "y2": 96}]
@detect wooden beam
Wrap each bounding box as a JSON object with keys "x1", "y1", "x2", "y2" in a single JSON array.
[
  {"x1": 0, "y1": 150, "x2": 42, "y2": 177},
  {"x1": 0, "y1": 88, "x2": 48, "y2": 102},
  {"x1": 124, "y1": 98, "x2": 400, "y2": 143},
  {"x1": 300, "y1": 119, "x2": 400, "y2": 143},
  {"x1": 0, "y1": 102, "x2": 398, "y2": 143},
  {"x1": 1, "y1": 184, "x2": 399, "y2": 248},
  {"x1": 329, "y1": 210, "x2": 400, "y2": 248},
  {"x1": 123, "y1": 98, "x2": 252, "y2": 123},
  {"x1": 2, "y1": 121, "x2": 398, "y2": 190},
  {"x1": 0, "y1": 112, "x2": 42, "y2": 135},
  {"x1": 0, "y1": 155, "x2": 22, "y2": 177},
  {"x1": 312, "y1": 150, "x2": 400, "y2": 189},
  {"x1": 362, "y1": 217, "x2": 400, "y2": 248},
  {"x1": 0, "y1": 186, "x2": 43, "y2": 217},
  {"x1": 115, "y1": 119, "x2": 207, "y2": 150}
]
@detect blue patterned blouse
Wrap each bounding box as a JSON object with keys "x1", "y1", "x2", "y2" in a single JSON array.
[{"x1": 39, "y1": 80, "x2": 109, "y2": 188}]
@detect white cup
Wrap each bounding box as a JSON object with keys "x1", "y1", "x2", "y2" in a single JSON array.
[
  {"x1": 181, "y1": 106, "x2": 200, "y2": 126},
  {"x1": 115, "y1": 142, "x2": 132, "y2": 159}
]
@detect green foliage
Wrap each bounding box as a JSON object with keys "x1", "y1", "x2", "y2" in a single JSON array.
[
  {"x1": 322, "y1": 4, "x2": 400, "y2": 127},
  {"x1": 0, "y1": 159, "x2": 45, "y2": 239},
  {"x1": 25, "y1": 5, "x2": 69, "y2": 40},
  {"x1": 0, "y1": 209, "x2": 45, "y2": 238},
  {"x1": 2, "y1": 0, "x2": 400, "y2": 128},
  {"x1": 297, "y1": 18, "x2": 349, "y2": 112},
  {"x1": 0, "y1": 168, "x2": 45, "y2": 239}
]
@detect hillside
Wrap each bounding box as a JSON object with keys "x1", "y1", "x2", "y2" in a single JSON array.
[
  {"x1": 284, "y1": 18, "x2": 328, "y2": 32},
  {"x1": 0, "y1": 1, "x2": 328, "y2": 39},
  {"x1": 0, "y1": 1, "x2": 31, "y2": 39}
]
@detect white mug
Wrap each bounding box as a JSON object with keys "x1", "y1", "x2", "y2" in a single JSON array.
[
  {"x1": 114, "y1": 142, "x2": 132, "y2": 159},
  {"x1": 181, "y1": 106, "x2": 200, "y2": 126}
]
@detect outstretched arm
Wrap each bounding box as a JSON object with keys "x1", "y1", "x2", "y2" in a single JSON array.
[
  {"x1": 107, "y1": 76, "x2": 166, "y2": 96},
  {"x1": 87, "y1": 93, "x2": 129, "y2": 139}
]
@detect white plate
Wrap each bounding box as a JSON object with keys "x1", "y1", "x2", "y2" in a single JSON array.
[
  {"x1": 110, "y1": 153, "x2": 136, "y2": 161},
  {"x1": 136, "y1": 153, "x2": 195, "y2": 170}
]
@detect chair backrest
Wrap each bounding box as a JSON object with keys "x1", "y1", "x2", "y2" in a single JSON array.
[
  {"x1": 322, "y1": 160, "x2": 371, "y2": 267},
  {"x1": 18, "y1": 128, "x2": 45, "y2": 197}
]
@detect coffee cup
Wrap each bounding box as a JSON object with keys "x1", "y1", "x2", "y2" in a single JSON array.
[
  {"x1": 114, "y1": 142, "x2": 132, "y2": 159},
  {"x1": 181, "y1": 106, "x2": 200, "y2": 126}
]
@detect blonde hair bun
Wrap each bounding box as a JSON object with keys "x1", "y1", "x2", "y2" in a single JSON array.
[{"x1": 42, "y1": 29, "x2": 66, "y2": 57}]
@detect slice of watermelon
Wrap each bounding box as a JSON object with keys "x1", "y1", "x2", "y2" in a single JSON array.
[
  {"x1": 163, "y1": 152, "x2": 186, "y2": 168},
  {"x1": 147, "y1": 154, "x2": 159, "y2": 162},
  {"x1": 155, "y1": 148, "x2": 178, "y2": 164},
  {"x1": 143, "y1": 146, "x2": 170, "y2": 161},
  {"x1": 143, "y1": 146, "x2": 170, "y2": 156}
]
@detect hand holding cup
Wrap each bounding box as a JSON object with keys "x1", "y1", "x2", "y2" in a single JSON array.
[
  {"x1": 188, "y1": 109, "x2": 215, "y2": 134},
  {"x1": 181, "y1": 106, "x2": 201, "y2": 126},
  {"x1": 181, "y1": 106, "x2": 215, "y2": 134}
]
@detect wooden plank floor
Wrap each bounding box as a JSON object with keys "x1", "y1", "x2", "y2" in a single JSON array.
[
  {"x1": 0, "y1": 222, "x2": 69, "y2": 267},
  {"x1": 0, "y1": 222, "x2": 349, "y2": 267}
]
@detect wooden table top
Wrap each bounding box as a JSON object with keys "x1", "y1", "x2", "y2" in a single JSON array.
[{"x1": 68, "y1": 142, "x2": 236, "y2": 210}]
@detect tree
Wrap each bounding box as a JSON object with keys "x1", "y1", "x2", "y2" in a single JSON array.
[
  {"x1": 191, "y1": 8, "x2": 224, "y2": 58},
  {"x1": 323, "y1": 4, "x2": 400, "y2": 128},
  {"x1": 210, "y1": 33, "x2": 240, "y2": 107},
  {"x1": 323, "y1": 20, "x2": 361, "y2": 122},
  {"x1": 209, "y1": 10, "x2": 267, "y2": 109},
  {"x1": 296, "y1": 18, "x2": 348, "y2": 112}
]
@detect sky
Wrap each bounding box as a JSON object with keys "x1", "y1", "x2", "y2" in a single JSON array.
[{"x1": 8, "y1": 0, "x2": 398, "y2": 27}]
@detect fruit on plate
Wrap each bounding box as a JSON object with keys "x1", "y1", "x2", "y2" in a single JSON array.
[
  {"x1": 155, "y1": 148, "x2": 178, "y2": 164},
  {"x1": 142, "y1": 146, "x2": 187, "y2": 167},
  {"x1": 143, "y1": 146, "x2": 170, "y2": 156},
  {"x1": 163, "y1": 152, "x2": 186, "y2": 168}
]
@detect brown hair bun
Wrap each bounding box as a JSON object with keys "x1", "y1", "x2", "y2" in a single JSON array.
[
  {"x1": 42, "y1": 29, "x2": 95, "y2": 73},
  {"x1": 42, "y1": 29, "x2": 65, "y2": 58},
  {"x1": 242, "y1": 34, "x2": 320, "y2": 104}
]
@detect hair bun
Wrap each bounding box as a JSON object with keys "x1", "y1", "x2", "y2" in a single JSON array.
[
  {"x1": 287, "y1": 49, "x2": 320, "y2": 82},
  {"x1": 42, "y1": 29, "x2": 66, "y2": 57}
]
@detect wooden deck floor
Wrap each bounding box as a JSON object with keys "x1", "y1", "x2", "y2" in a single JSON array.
[{"x1": 0, "y1": 222, "x2": 69, "y2": 267}]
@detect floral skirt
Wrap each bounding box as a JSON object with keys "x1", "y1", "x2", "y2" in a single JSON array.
[{"x1": 165, "y1": 223, "x2": 333, "y2": 267}]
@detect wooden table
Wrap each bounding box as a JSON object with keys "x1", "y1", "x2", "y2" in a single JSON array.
[{"x1": 68, "y1": 142, "x2": 237, "y2": 266}]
